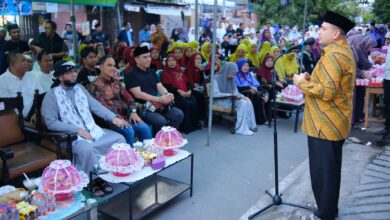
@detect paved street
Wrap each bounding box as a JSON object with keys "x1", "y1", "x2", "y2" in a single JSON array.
[
  {"x1": 95, "y1": 115, "x2": 389, "y2": 220},
  {"x1": 144, "y1": 116, "x2": 309, "y2": 220}
]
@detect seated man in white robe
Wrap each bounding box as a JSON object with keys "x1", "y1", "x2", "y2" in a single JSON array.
[
  {"x1": 33, "y1": 50, "x2": 54, "y2": 92},
  {"x1": 0, "y1": 51, "x2": 42, "y2": 118},
  {"x1": 42, "y1": 60, "x2": 128, "y2": 197}
]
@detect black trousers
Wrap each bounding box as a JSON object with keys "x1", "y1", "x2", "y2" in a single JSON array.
[
  {"x1": 384, "y1": 79, "x2": 390, "y2": 130},
  {"x1": 308, "y1": 136, "x2": 345, "y2": 220},
  {"x1": 353, "y1": 86, "x2": 365, "y2": 123}
]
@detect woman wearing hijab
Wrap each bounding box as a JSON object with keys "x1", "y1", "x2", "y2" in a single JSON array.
[
  {"x1": 278, "y1": 52, "x2": 299, "y2": 83},
  {"x1": 258, "y1": 41, "x2": 272, "y2": 65},
  {"x1": 185, "y1": 53, "x2": 204, "y2": 87},
  {"x1": 257, "y1": 55, "x2": 286, "y2": 123},
  {"x1": 123, "y1": 46, "x2": 137, "y2": 74},
  {"x1": 204, "y1": 52, "x2": 222, "y2": 78},
  {"x1": 187, "y1": 27, "x2": 196, "y2": 42},
  {"x1": 150, "y1": 46, "x2": 162, "y2": 71},
  {"x1": 246, "y1": 43, "x2": 260, "y2": 68},
  {"x1": 182, "y1": 46, "x2": 194, "y2": 69},
  {"x1": 235, "y1": 58, "x2": 268, "y2": 125},
  {"x1": 348, "y1": 33, "x2": 377, "y2": 123},
  {"x1": 161, "y1": 54, "x2": 200, "y2": 133},
  {"x1": 201, "y1": 42, "x2": 212, "y2": 62},
  {"x1": 172, "y1": 46, "x2": 186, "y2": 68},
  {"x1": 171, "y1": 28, "x2": 180, "y2": 42},
  {"x1": 178, "y1": 27, "x2": 188, "y2": 42},
  {"x1": 185, "y1": 52, "x2": 206, "y2": 122},
  {"x1": 229, "y1": 44, "x2": 247, "y2": 63},
  {"x1": 213, "y1": 62, "x2": 257, "y2": 135},
  {"x1": 261, "y1": 28, "x2": 275, "y2": 44}
]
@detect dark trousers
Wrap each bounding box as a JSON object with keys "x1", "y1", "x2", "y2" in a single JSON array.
[
  {"x1": 308, "y1": 136, "x2": 345, "y2": 220},
  {"x1": 384, "y1": 79, "x2": 390, "y2": 130},
  {"x1": 142, "y1": 107, "x2": 184, "y2": 135},
  {"x1": 353, "y1": 86, "x2": 365, "y2": 123}
]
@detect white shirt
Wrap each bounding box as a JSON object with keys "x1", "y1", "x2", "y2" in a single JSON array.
[
  {"x1": 249, "y1": 38, "x2": 257, "y2": 44},
  {"x1": 245, "y1": 27, "x2": 256, "y2": 35},
  {"x1": 384, "y1": 48, "x2": 390, "y2": 80},
  {"x1": 216, "y1": 28, "x2": 226, "y2": 43},
  {"x1": 0, "y1": 69, "x2": 43, "y2": 117},
  {"x1": 34, "y1": 70, "x2": 54, "y2": 93}
]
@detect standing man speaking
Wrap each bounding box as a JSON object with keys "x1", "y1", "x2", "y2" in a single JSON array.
[{"x1": 293, "y1": 11, "x2": 355, "y2": 220}]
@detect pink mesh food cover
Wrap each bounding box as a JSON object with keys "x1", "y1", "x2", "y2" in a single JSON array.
[
  {"x1": 99, "y1": 143, "x2": 144, "y2": 174},
  {"x1": 154, "y1": 126, "x2": 188, "y2": 149},
  {"x1": 41, "y1": 160, "x2": 88, "y2": 194},
  {"x1": 281, "y1": 85, "x2": 304, "y2": 102}
]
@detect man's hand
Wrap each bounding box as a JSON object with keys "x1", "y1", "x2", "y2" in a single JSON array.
[
  {"x1": 112, "y1": 117, "x2": 129, "y2": 128},
  {"x1": 129, "y1": 112, "x2": 143, "y2": 124},
  {"x1": 185, "y1": 90, "x2": 192, "y2": 97},
  {"x1": 77, "y1": 128, "x2": 93, "y2": 141},
  {"x1": 159, "y1": 94, "x2": 173, "y2": 104},
  {"x1": 303, "y1": 72, "x2": 311, "y2": 81},
  {"x1": 276, "y1": 81, "x2": 284, "y2": 88},
  {"x1": 293, "y1": 73, "x2": 307, "y2": 86},
  {"x1": 250, "y1": 86, "x2": 258, "y2": 92}
]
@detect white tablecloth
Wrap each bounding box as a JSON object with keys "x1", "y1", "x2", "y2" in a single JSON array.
[{"x1": 98, "y1": 149, "x2": 191, "y2": 184}]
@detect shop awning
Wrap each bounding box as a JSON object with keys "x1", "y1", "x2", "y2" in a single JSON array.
[{"x1": 144, "y1": 5, "x2": 191, "y2": 16}]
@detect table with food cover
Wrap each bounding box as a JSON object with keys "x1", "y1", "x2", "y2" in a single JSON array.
[
  {"x1": 91, "y1": 126, "x2": 194, "y2": 220},
  {"x1": 274, "y1": 85, "x2": 305, "y2": 133}
]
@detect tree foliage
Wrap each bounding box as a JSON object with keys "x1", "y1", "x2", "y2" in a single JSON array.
[
  {"x1": 372, "y1": 0, "x2": 390, "y2": 23},
  {"x1": 252, "y1": 0, "x2": 356, "y2": 27}
]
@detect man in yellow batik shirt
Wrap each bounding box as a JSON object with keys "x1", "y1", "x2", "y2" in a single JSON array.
[{"x1": 293, "y1": 11, "x2": 356, "y2": 220}]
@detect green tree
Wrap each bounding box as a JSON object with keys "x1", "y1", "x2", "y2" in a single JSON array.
[
  {"x1": 372, "y1": 0, "x2": 390, "y2": 23},
  {"x1": 252, "y1": 0, "x2": 356, "y2": 27}
]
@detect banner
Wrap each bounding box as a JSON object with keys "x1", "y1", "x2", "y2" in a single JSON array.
[
  {"x1": 0, "y1": 0, "x2": 33, "y2": 15},
  {"x1": 32, "y1": 0, "x2": 117, "y2": 7}
]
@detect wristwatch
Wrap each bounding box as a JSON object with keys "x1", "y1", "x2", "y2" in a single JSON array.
[{"x1": 131, "y1": 108, "x2": 137, "y2": 113}]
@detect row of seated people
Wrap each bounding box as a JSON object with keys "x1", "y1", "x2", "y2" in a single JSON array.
[{"x1": 0, "y1": 45, "x2": 287, "y2": 194}]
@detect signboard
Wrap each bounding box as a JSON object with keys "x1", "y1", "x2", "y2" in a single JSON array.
[
  {"x1": 0, "y1": 0, "x2": 33, "y2": 15},
  {"x1": 32, "y1": 0, "x2": 117, "y2": 7}
]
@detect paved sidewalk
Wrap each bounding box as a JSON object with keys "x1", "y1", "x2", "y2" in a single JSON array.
[{"x1": 240, "y1": 142, "x2": 387, "y2": 220}]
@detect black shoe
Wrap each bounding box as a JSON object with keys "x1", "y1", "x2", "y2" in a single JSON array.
[
  {"x1": 377, "y1": 132, "x2": 390, "y2": 147},
  {"x1": 375, "y1": 129, "x2": 388, "y2": 136}
]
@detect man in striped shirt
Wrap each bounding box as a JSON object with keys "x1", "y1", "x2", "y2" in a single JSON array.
[{"x1": 293, "y1": 11, "x2": 356, "y2": 220}]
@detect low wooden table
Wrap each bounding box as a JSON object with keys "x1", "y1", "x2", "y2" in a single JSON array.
[
  {"x1": 273, "y1": 99, "x2": 305, "y2": 133},
  {"x1": 364, "y1": 86, "x2": 385, "y2": 128}
]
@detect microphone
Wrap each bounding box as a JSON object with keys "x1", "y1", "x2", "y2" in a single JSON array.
[{"x1": 283, "y1": 37, "x2": 315, "y2": 53}]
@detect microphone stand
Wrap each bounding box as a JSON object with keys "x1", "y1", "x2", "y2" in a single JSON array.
[{"x1": 248, "y1": 52, "x2": 311, "y2": 219}]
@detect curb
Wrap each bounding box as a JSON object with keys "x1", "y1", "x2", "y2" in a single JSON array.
[{"x1": 240, "y1": 158, "x2": 309, "y2": 220}]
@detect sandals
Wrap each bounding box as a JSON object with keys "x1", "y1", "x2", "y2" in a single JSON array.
[
  {"x1": 91, "y1": 185, "x2": 105, "y2": 197},
  {"x1": 87, "y1": 178, "x2": 113, "y2": 197},
  {"x1": 96, "y1": 178, "x2": 113, "y2": 194}
]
